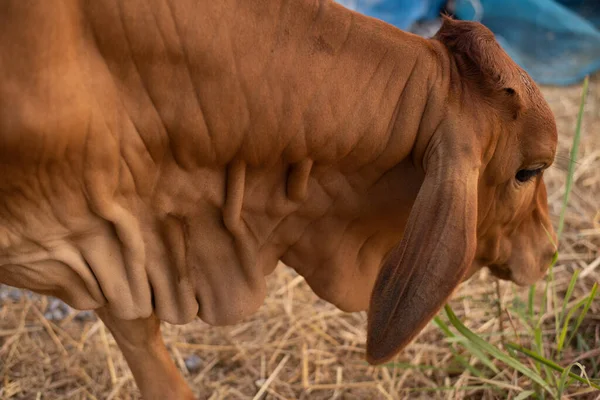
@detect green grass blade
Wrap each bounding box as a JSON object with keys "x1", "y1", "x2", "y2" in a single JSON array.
[
  {"x1": 433, "y1": 316, "x2": 486, "y2": 378},
  {"x1": 506, "y1": 342, "x2": 600, "y2": 390},
  {"x1": 538, "y1": 252, "x2": 557, "y2": 333},
  {"x1": 434, "y1": 315, "x2": 455, "y2": 338},
  {"x1": 528, "y1": 284, "x2": 536, "y2": 319},
  {"x1": 447, "y1": 337, "x2": 500, "y2": 374},
  {"x1": 557, "y1": 299, "x2": 585, "y2": 354},
  {"x1": 546, "y1": 75, "x2": 588, "y2": 364},
  {"x1": 557, "y1": 75, "x2": 589, "y2": 239},
  {"x1": 565, "y1": 283, "x2": 598, "y2": 349},
  {"x1": 557, "y1": 364, "x2": 576, "y2": 399},
  {"x1": 549, "y1": 259, "x2": 560, "y2": 356},
  {"x1": 532, "y1": 322, "x2": 551, "y2": 380},
  {"x1": 559, "y1": 269, "x2": 580, "y2": 325},
  {"x1": 514, "y1": 390, "x2": 535, "y2": 400},
  {"x1": 444, "y1": 305, "x2": 553, "y2": 394}
]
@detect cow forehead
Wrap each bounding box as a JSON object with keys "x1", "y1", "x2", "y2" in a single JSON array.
[{"x1": 517, "y1": 104, "x2": 558, "y2": 163}]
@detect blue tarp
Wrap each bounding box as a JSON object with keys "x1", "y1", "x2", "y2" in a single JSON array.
[
  {"x1": 335, "y1": 0, "x2": 447, "y2": 30},
  {"x1": 336, "y1": 0, "x2": 600, "y2": 86}
]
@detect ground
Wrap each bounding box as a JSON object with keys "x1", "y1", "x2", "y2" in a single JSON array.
[{"x1": 0, "y1": 74, "x2": 598, "y2": 400}]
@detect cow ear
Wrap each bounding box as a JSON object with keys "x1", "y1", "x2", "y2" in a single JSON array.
[
  {"x1": 366, "y1": 131, "x2": 480, "y2": 364},
  {"x1": 434, "y1": 15, "x2": 524, "y2": 120}
]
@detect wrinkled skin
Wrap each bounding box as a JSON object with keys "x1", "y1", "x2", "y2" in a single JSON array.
[{"x1": 0, "y1": 0, "x2": 557, "y2": 398}]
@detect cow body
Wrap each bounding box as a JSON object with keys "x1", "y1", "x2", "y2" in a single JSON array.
[
  {"x1": 0, "y1": 0, "x2": 437, "y2": 324},
  {"x1": 0, "y1": 1, "x2": 558, "y2": 398}
]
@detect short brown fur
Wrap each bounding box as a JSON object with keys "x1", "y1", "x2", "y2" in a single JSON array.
[{"x1": 0, "y1": 1, "x2": 558, "y2": 397}]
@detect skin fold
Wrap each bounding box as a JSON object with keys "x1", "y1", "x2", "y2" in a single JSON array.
[{"x1": 0, "y1": 1, "x2": 558, "y2": 398}]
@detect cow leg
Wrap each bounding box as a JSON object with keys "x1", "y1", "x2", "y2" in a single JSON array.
[{"x1": 95, "y1": 307, "x2": 195, "y2": 400}]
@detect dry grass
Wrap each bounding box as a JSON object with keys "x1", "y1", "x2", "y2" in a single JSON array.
[{"x1": 1, "y1": 74, "x2": 599, "y2": 400}]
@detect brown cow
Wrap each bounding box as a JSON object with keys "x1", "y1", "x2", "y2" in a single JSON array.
[{"x1": 0, "y1": 1, "x2": 557, "y2": 398}]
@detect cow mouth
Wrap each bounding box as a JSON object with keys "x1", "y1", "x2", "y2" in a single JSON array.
[{"x1": 488, "y1": 264, "x2": 512, "y2": 281}]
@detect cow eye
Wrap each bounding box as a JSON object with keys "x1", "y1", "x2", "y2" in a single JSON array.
[{"x1": 516, "y1": 168, "x2": 543, "y2": 183}]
